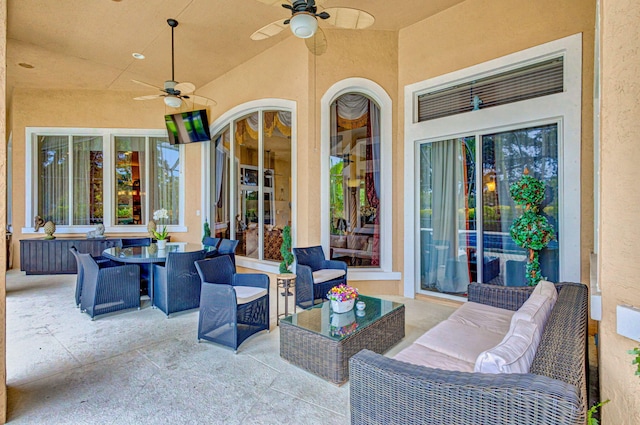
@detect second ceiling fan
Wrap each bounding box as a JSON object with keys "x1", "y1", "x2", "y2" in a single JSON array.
[{"x1": 250, "y1": 0, "x2": 375, "y2": 55}]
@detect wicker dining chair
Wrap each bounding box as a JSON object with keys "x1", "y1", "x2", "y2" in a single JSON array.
[
  {"x1": 195, "y1": 255, "x2": 269, "y2": 352},
  {"x1": 69, "y1": 246, "x2": 114, "y2": 308},
  {"x1": 76, "y1": 252, "x2": 140, "y2": 320},
  {"x1": 293, "y1": 245, "x2": 347, "y2": 309},
  {"x1": 152, "y1": 250, "x2": 206, "y2": 317},
  {"x1": 203, "y1": 236, "x2": 222, "y2": 258},
  {"x1": 216, "y1": 239, "x2": 240, "y2": 265}
]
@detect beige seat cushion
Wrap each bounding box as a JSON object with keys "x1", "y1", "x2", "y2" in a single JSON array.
[
  {"x1": 234, "y1": 286, "x2": 267, "y2": 304},
  {"x1": 312, "y1": 269, "x2": 346, "y2": 284},
  {"x1": 474, "y1": 319, "x2": 541, "y2": 374},
  {"x1": 448, "y1": 301, "x2": 514, "y2": 335},
  {"x1": 394, "y1": 343, "x2": 474, "y2": 373},
  {"x1": 414, "y1": 319, "x2": 506, "y2": 364}
]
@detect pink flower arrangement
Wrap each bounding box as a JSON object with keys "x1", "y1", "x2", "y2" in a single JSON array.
[{"x1": 327, "y1": 284, "x2": 358, "y2": 302}]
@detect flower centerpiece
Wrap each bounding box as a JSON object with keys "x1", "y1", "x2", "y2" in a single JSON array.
[
  {"x1": 151, "y1": 208, "x2": 170, "y2": 249},
  {"x1": 327, "y1": 284, "x2": 358, "y2": 313}
]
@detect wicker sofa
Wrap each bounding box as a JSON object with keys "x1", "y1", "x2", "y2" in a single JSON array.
[{"x1": 349, "y1": 282, "x2": 588, "y2": 425}]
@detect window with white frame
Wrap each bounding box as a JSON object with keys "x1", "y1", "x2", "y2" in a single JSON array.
[
  {"x1": 26, "y1": 128, "x2": 183, "y2": 232},
  {"x1": 403, "y1": 34, "x2": 583, "y2": 300}
]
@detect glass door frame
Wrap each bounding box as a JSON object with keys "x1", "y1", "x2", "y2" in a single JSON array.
[{"x1": 413, "y1": 118, "x2": 566, "y2": 300}]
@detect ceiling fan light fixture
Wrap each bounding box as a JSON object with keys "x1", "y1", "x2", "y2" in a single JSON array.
[
  {"x1": 289, "y1": 13, "x2": 318, "y2": 39},
  {"x1": 164, "y1": 95, "x2": 182, "y2": 108}
]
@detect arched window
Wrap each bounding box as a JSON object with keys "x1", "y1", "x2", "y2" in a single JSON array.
[{"x1": 321, "y1": 79, "x2": 397, "y2": 280}]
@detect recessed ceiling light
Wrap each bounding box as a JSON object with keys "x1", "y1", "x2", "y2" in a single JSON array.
[
  {"x1": 18, "y1": 62, "x2": 34, "y2": 69},
  {"x1": 132, "y1": 53, "x2": 145, "y2": 60}
]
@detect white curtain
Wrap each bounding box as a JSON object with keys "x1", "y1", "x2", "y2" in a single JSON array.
[
  {"x1": 336, "y1": 94, "x2": 369, "y2": 120},
  {"x1": 72, "y1": 136, "x2": 102, "y2": 225},
  {"x1": 151, "y1": 137, "x2": 179, "y2": 225},
  {"x1": 38, "y1": 135, "x2": 69, "y2": 225},
  {"x1": 369, "y1": 100, "x2": 381, "y2": 199}
]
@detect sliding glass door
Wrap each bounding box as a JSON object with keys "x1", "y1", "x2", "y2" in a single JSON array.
[{"x1": 418, "y1": 123, "x2": 559, "y2": 296}]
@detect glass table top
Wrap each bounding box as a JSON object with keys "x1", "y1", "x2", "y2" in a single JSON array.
[
  {"x1": 103, "y1": 243, "x2": 215, "y2": 263},
  {"x1": 280, "y1": 295, "x2": 404, "y2": 341}
]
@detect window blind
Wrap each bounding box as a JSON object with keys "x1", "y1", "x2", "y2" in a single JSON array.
[{"x1": 417, "y1": 57, "x2": 564, "y2": 122}]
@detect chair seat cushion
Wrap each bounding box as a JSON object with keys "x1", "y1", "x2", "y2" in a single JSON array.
[
  {"x1": 312, "y1": 269, "x2": 346, "y2": 284},
  {"x1": 394, "y1": 343, "x2": 474, "y2": 372},
  {"x1": 235, "y1": 286, "x2": 267, "y2": 304},
  {"x1": 448, "y1": 301, "x2": 514, "y2": 335},
  {"x1": 414, "y1": 319, "x2": 505, "y2": 364}
]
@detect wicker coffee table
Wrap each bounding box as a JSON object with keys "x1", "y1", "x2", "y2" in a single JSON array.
[{"x1": 279, "y1": 295, "x2": 405, "y2": 385}]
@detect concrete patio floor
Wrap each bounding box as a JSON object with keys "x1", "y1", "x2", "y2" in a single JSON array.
[{"x1": 5, "y1": 269, "x2": 456, "y2": 424}]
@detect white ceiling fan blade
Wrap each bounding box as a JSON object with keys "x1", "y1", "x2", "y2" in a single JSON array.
[
  {"x1": 251, "y1": 19, "x2": 289, "y2": 40},
  {"x1": 132, "y1": 79, "x2": 163, "y2": 90},
  {"x1": 174, "y1": 82, "x2": 196, "y2": 94},
  {"x1": 134, "y1": 94, "x2": 165, "y2": 101},
  {"x1": 188, "y1": 94, "x2": 217, "y2": 106},
  {"x1": 323, "y1": 8, "x2": 375, "y2": 30},
  {"x1": 305, "y1": 27, "x2": 327, "y2": 56}
]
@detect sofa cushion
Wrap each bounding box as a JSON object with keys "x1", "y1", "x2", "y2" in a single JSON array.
[
  {"x1": 234, "y1": 286, "x2": 268, "y2": 304},
  {"x1": 474, "y1": 319, "x2": 541, "y2": 374},
  {"x1": 512, "y1": 293, "x2": 554, "y2": 332},
  {"x1": 312, "y1": 269, "x2": 346, "y2": 284},
  {"x1": 448, "y1": 301, "x2": 514, "y2": 335},
  {"x1": 394, "y1": 343, "x2": 474, "y2": 372},
  {"x1": 414, "y1": 319, "x2": 506, "y2": 364},
  {"x1": 532, "y1": 279, "x2": 558, "y2": 304}
]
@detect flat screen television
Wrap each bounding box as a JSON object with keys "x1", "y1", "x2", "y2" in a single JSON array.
[{"x1": 164, "y1": 109, "x2": 211, "y2": 145}]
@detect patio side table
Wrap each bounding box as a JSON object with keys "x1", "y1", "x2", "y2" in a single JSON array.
[{"x1": 276, "y1": 273, "x2": 296, "y2": 325}]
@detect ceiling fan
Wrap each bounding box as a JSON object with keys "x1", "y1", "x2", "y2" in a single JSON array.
[
  {"x1": 250, "y1": 0, "x2": 375, "y2": 55},
  {"x1": 133, "y1": 19, "x2": 215, "y2": 108}
]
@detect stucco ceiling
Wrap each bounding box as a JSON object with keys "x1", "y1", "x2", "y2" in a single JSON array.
[{"x1": 7, "y1": 0, "x2": 463, "y2": 96}]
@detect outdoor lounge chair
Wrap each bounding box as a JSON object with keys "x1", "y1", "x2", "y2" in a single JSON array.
[
  {"x1": 293, "y1": 245, "x2": 347, "y2": 309},
  {"x1": 152, "y1": 250, "x2": 206, "y2": 317},
  {"x1": 76, "y1": 252, "x2": 140, "y2": 320},
  {"x1": 194, "y1": 256, "x2": 269, "y2": 352}
]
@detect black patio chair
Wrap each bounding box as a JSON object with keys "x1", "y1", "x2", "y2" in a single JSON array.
[
  {"x1": 76, "y1": 252, "x2": 140, "y2": 320},
  {"x1": 69, "y1": 246, "x2": 113, "y2": 308},
  {"x1": 217, "y1": 239, "x2": 240, "y2": 266},
  {"x1": 152, "y1": 250, "x2": 206, "y2": 317},
  {"x1": 293, "y1": 245, "x2": 347, "y2": 309},
  {"x1": 195, "y1": 255, "x2": 269, "y2": 352}
]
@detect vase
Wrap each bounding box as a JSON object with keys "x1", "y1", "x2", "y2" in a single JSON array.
[
  {"x1": 330, "y1": 298, "x2": 355, "y2": 313},
  {"x1": 157, "y1": 239, "x2": 167, "y2": 250}
]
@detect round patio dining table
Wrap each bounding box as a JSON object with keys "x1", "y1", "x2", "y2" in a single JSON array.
[{"x1": 102, "y1": 242, "x2": 215, "y2": 307}]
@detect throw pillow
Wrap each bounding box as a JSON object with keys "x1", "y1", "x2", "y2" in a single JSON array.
[{"x1": 474, "y1": 319, "x2": 541, "y2": 374}]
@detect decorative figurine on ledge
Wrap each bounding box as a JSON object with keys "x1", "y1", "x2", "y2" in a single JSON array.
[
  {"x1": 86, "y1": 224, "x2": 106, "y2": 239},
  {"x1": 148, "y1": 220, "x2": 157, "y2": 238},
  {"x1": 43, "y1": 221, "x2": 56, "y2": 240},
  {"x1": 34, "y1": 215, "x2": 45, "y2": 232}
]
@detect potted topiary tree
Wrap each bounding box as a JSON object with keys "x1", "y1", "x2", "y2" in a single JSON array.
[
  {"x1": 509, "y1": 169, "x2": 556, "y2": 286},
  {"x1": 279, "y1": 225, "x2": 294, "y2": 274}
]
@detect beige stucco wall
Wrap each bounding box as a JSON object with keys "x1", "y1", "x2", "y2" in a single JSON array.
[
  {"x1": 398, "y1": 0, "x2": 596, "y2": 286},
  {"x1": 197, "y1": 31, "x2": 401, "y2": 294},
  {"x1": 599, "y1": 1, "x2": 640, "y2": 422},
  {"x1": 9, "y1": 88, "x2": 204, "y2": 269}
]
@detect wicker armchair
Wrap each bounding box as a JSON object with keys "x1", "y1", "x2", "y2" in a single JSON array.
[
  {"x1": 194, "y1": 256, "x2": 269, "y2": 352},
  {"x1": 349, "y1": 282, "x2": 588, "y2": 425},
  {"x1": 76, "y1": 252, "x2": 140, "y2": 320},
  {"x1": 152, "y1": 250, "x2": 206, "y2": 317},
  {"x1": 69, "y1": 246, "x2": 113, "y2": 308},
  {"x1": 203, "y1": 237, "x2": 221, "y2": 259},
  {"x1": 217, "y1": 239, "x2": 240, "y2": 266},
  {"x1": 120, "y1": 237, "x2": 152, "y2": 247},
  {"x1": 293, "y1": 245, "x2": 347, "y2": 309}
]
